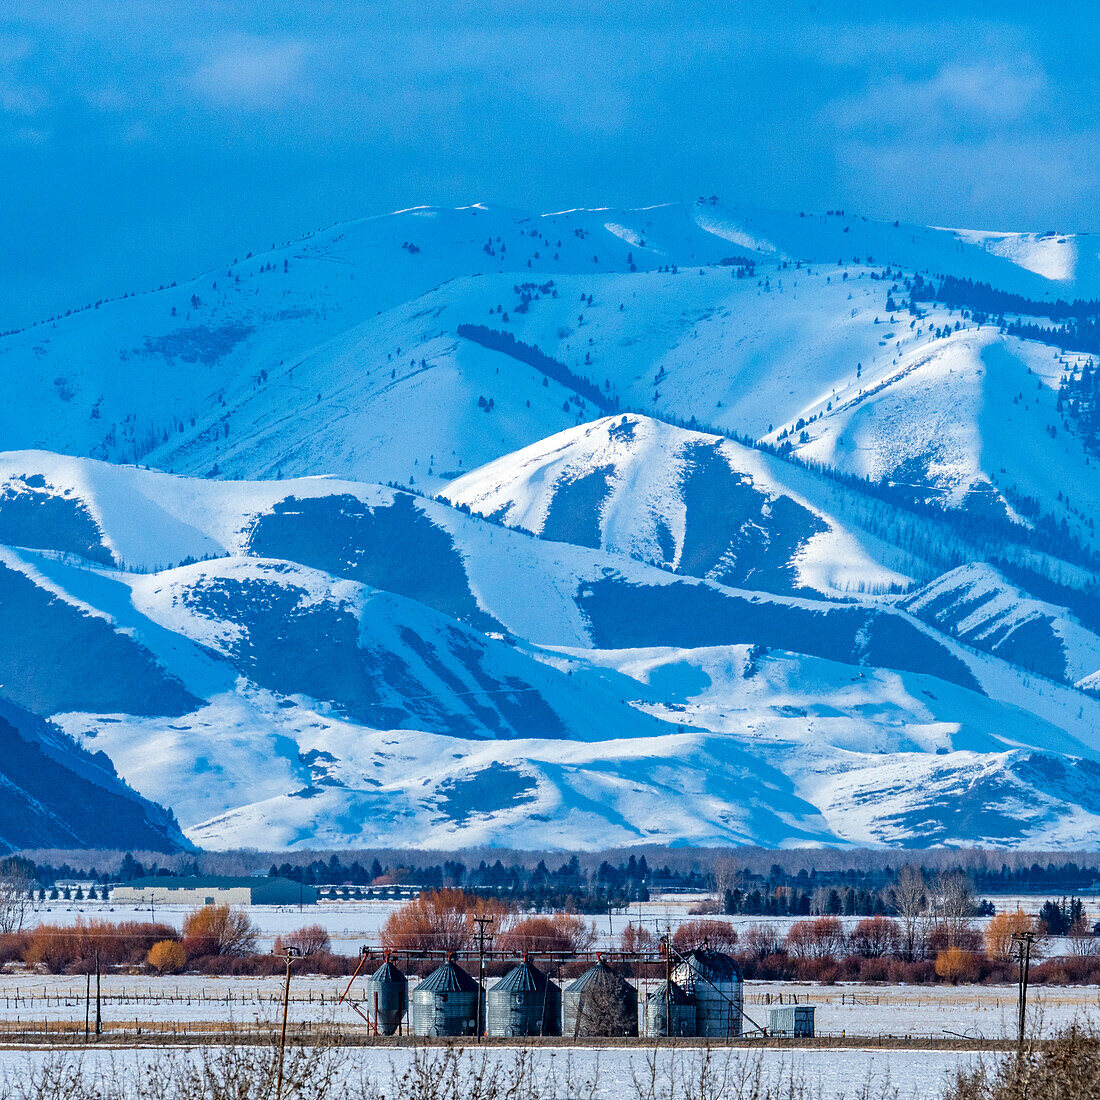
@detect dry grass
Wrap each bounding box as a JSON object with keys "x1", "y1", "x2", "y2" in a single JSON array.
[
  {"x1": 944, "y1": 1025, "x2": 1100, "y2": 1100},
  {"x1": 0, "y1": 1044, "x2": 918, "y2": 1100}
]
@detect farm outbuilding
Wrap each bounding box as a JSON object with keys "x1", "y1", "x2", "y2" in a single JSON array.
[
  {"x1": 110, "y1": 876, "x2": 317, "y2": 906},
  {"x1": 769, "y1": 1004, "x2": 815, "y2": 1038}
]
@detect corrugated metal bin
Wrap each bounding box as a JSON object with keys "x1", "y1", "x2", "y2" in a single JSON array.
[
  {"x1": 641, "y1": 980, "x2": 696, "y2": 1038},
  {"x1": 409, "y1": 956, "x2": 482, "y2": 1037},
  {"x1": 486, "y1": 958, "x2": 562, "y2": 1037},
  {"x1": 672, "y1": 948, "x2": 743, "y2": 1038},
  {"x1": 364, "y1": 956, "x2": 408, "y2": 1035},
  {"x1": 562, "y1": 958, "x2": 638, "y2": 1038}
]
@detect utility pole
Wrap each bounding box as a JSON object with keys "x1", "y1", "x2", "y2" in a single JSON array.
[
  {"x1": 662, "y1": 933, "x2": 671, "y2": 1040},
  {"x1": 274, "y1": 945, "x2": 300, "y2": 1100},
  {"x1": 472, "y1": 915, "x2": 494, "y2": 1042},
  {"x1": 84, "y1": 971, "x2": 90, "y2": 1042},
  {"x1": 1013, "y1": 930, "x2": 1036, "y2": 1054},
  {"x1": 94, "y1": 948, "x2": 101, "y2": 1037}
]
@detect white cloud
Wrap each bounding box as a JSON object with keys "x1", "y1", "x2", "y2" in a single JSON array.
[
  {"x1": 188, "y1": 35, "x2": 308, "y2": 110},
  {"x1": 825, "y1": 59, "x2": 1046, "y2": 135},
  {"x1": 834, "y1": 131, "x2": 1100, "y2": 229}
]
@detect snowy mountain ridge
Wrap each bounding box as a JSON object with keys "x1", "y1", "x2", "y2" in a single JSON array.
[{"x1": 4, "y1": 198, "x2": 1100, "y2": 851}]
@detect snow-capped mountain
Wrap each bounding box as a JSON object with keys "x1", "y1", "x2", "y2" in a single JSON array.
[{"x1": 3, "y1": 199, "x2": 1100, "y2": 851}]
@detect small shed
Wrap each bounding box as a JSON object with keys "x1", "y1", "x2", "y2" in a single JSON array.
[{"x1": 769, "y1": 1004, "x2": 815, "y2": 1038}]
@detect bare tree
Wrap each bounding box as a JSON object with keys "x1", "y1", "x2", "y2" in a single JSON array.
[
  {"x1": 712, "y1": 856, "x2": 742, "y2": 901},
  {"x1": 0, "y1": 865, "x2": 33, "y2": 935},
  {"x1": 934, "y1": 871, "x2": 975, "y2": 949},
  {"x1": 892, "y1": 864, "x2": 927, "y2": 960},
  {"x1": 740, "y1": 923, "x2": 781, "y2": 960},
  {"x1": 573, "y1": 974, "x2": 636, "y2": 1037}
]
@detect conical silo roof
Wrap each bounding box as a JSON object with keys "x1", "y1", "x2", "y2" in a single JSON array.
[
  {"x1": 673, "y1": 947, "x2": 742, "y2": 981},
  {"x1": 372, "y1": 958, "x2": 407, "y2": 983},
  {"x1": 648, "y1": 979, "x2": 691, "y2": 1005},
  {"x1": 417, "y1": 958, "x2": 480, "y2": 994},
  {"x1": 492, "y1": 958, "x2": 554, "y2": 994},
  {"x1": 566, "y1": 958, "x2": 633, "y2": 993}
]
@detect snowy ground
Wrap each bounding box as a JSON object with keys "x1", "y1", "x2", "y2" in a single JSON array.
[
  {"x1": 0, "y1": 1044, "x2": 976, "y2": 1100},
  {"x1": 7, "y1": 896, "x2": 1097, "y2": 1041}
]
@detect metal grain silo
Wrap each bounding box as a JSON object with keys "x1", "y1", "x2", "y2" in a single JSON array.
[
  {"x1": 364, "y1": 956, "x2": 408, "y2": 1035},
  {"x1": 562, "y1": 958, "x2": 638, "y2": 1038},
  {"x1": 409, "y1": 956, "x2": 482, "y2": 1037},
  {"x1": 672, "y1": 948, "x2": 743, "y2": 1038},
  {"x1": 641, "y1": 980, "x2": 695, "y2": 1038},
  {"x1": 486, "y1": 957, "x2": 562, "y2": 1037}
]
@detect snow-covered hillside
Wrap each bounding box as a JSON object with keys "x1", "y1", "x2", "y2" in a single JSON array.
[
  {"x1": 0, "y1": 697, "x2": 187, "y2": 854},
  {"x1": 898, "y1": 563, "x2": 1100, "y2": 687},
  {"x1": 1, "y1": 447, "x2": 1100, "y2": 850},
  {"x1": 443, "y1": 414, "x2": 916, "y2": 596},
  {"x1": 3, "y1": 198, "x2": 1100, "y2": 851},
  {"x1": 5, "y1": 200, "x2": 1100, "y2": 546}
]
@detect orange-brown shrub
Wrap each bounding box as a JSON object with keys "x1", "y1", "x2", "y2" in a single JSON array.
[
  {"x1": 24, "y1": 925, "x2": 73, "y2": 973},
  {"x1": 785, "y1": 917, "x2": 845, "y2": 960},
  {"x1": 181, "y1": 905, "x2": 257, "y2": 957},
  {"x1": 1031, "y1": 956, "x2": 1100, "y2": 984},
  {"x1": 0, "y1": 932, "x2": 30, "y2": 965},
  {"x1": 928, "y1": 924, "x2": 983, "y2": 955},
  {"x1": 740, "y1": 923, "x2": 782, "y2": 960},
  {"x1": 984, "y1": 909, "x2": 1035, "y2": 961},
  {"x1": 855, "y1": 956, "x2": 891, "y2": 982},
  {"x1": 380, "y1": 890, "x2": 513, "y2": 952},
  {"x1": 850, "y1": 917, "x2": 901, "y2": 958},
  {"x1": 497, "y1": 913, "x2": 596, "y2": 955},
  {"x1": 273, "y1": 924, "x2": 331, "y2": 956},
  {"x1": 24, "y1": 920, "x2": 179, "y2": 972},
  {"x1": 793, "y1": 956, "x2": 840, "y2": 983},
  {"x1": 935, "y1": 947, "x2": 982, "y2": 983},
  {"x1": 147, "y1": 940, "x2": 186, "y2": 974},
  {"x1": 619, "y1": 922, "x2": 657, "y2": 953},
  {"x1": 671, "y1": 918, "x2": 739, "y2": 955}
]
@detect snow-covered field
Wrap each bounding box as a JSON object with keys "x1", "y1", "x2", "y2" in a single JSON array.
[
  {"x1": 0, "y1": 1044, "x2": 975, "y2": 1100},
  {"x1": 6, "y1": 898, "x2": 1100, "y2": 1041}
]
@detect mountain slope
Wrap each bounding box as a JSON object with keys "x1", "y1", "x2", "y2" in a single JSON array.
[
  {"x1": 442, "y1": 414, "x2": 917, "y2": 596},
  {"x1": 898, "y1": 563, "x2": 1100, "y2": 687},
  {"x1": 5, "y1": 201, "x2": 1100, "y2": 552},
  {"x1": 3, "y1": 198, "x2": 1100, "y2": 851},
  {"x1": 0, "y1": 450, "x2": 1098, "y2": 849},
  {"x1": 0, "y1": 697, "x2": 188, "y2": 854}
]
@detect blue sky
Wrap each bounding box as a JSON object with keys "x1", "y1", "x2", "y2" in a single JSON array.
[{"x1": 3, "y1": 1, "x2": 1098, "y2": 328}]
